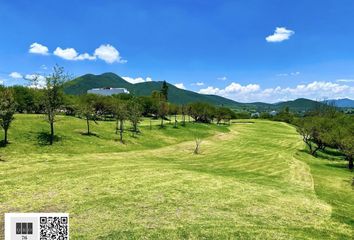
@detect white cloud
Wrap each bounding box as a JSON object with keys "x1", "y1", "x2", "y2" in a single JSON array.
[
  {"x1": 94, "y1": 44, "x2": 126, "y2": 64},
  {"x1": 31, "y1": 43, "x2": 126, "y2": 64},
  {"x1": 198, "y1": 81, "x2": 354, "y2": 103},
  {"x1": 217, "y1": 76, "x2": 227, "y2": 81},
  {"x1": 199, "y1": 86, "x2": 221, "y2": 95},
  {"x1": 29, "y1": 42, "x2": 49, "y2": 55},
  {"x1": 191, "y1": 82, "x2": 204, "y2": 86},
  {"x1": 53, "y1": 47, "x2": 96, "y2": 61},
  {"x1": 174, "y1": 83, "x2": 186, "y2": 89},
  {"x1": 199, "y1": 82, "x2": 260, "y2": 96},
  {"x1": 0, "y1": 79, "x2": 4, "y2": 85},
  {"x1": 277, "y1": 71, "x2": 300, "y2": 77},
  {"x1": 122, "y1": 76, "x2": 153, "y2": 84},
  {"x1": 266, "y1": 27, "x2": 295, "y2": 42},
  {"x1": 9, "y1": 72, "x2": 23, "y2": 79},
  {"x1": 75, "y1": 53, "x2": 96, "y2": 61},
  {"x1": 24, "y1": 74, "x2": 47, "y2": 88},
  {"x1": 54, "y1": 47, "x2": 78, "y2": 60},
  {"x1": 336, "y1": 79, "x2": 354, "y2": 83}
]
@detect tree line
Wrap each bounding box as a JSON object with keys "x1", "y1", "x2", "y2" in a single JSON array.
[{"x1": 0, "y1": 67, "x2": 236, "y2": 146}]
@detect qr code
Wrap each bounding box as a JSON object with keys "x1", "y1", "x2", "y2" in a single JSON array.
[{"x1": 40, "y1": 216, "x2": 68, "y2": 240}]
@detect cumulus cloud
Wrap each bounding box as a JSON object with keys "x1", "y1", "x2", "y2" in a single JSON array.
[
  {"x1": 122, "y1": 76, "x2": 153, "y2": 84},
  {"x1": 266, "y1": 27, "x2": 295, "y2": 42},
  {"x1": 199, "y1": 81, "x2": 354, "y2": 103},
  {"x1": 29, "y1": 42, "x2": 49, "y2": 55},
  {"x1": 24, "y1": 74, "x2": 47, "y2": 88},
  {"x1": 9, "y1": 72, "x2": 23, "y2": 79},
  {"x1": 174, "y1": 83, "x2": 186, "y2": 89},
  {"x1": 199, "y1": 82, "x2": 260, "y2": 96},
  {"x1": 33, "y1": 43, "x2": 126, "y2": 64},
  {"x1": 54, "y1": 47, "x2": 79, "y2": 60},
  {"x1": 199, "y1": 86, "x2": 221, "y2": 95},
  {"x1": 53, "y1": 47, "x2": 96, "y2": 61},
  {"x1": 94, "y1": 44, "x2": 127, "y2": 64}
]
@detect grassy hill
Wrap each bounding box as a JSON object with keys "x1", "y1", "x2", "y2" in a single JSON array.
[{"x1": 0, "y1": 115, "x2": 353, "y2": 239}]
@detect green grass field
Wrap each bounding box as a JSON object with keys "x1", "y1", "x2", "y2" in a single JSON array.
[{"x1": 0, "y1": 115, "x2": 353, "y2": 239}]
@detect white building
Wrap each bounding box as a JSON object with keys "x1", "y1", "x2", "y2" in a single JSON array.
[{"x1": 87, "y1": 87, "x2": 129, "y2": 96}]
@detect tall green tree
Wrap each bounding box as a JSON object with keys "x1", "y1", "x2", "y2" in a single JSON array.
[
  {"x1": 41, "y1": 66, "x2": 70, "y2": 145},
  {"x1": 160, "y1": 81, "x2": 169, "y2": 101},
  {"x1": 128, "y1": 98, "x2": 142, "y2": 135},
  {"x1": 158, "y1": 101, "x2": 169, "y2": 128},
  {"x1": 78, "y1": 94, "x2": 98, "y2": 135},
  {"x1": 0, "y1": 88, "x2": 16, "y2": 145},
  {"x1": 112, "y1": 98, "x2": 128, "y2": 143},
  {"x1": 181, "y1": 105, "x2": 186, "y2": 126}
]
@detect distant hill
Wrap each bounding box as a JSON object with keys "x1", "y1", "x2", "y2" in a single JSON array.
[
  {"x1": 64, "y1": 73, "x2": 243, "y2": 107},
  {"x1": 274, "y1": 98, "x2": 322, "y2": 112},
  {"x1": 323, "y1": 98, "x2": 354, "y2": 108},
  {"x1": 63, "y1": 72, "x2": 323, "y2": 112}
]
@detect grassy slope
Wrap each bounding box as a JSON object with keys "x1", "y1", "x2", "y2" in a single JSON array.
[{"x1": 0, "y1": 116, "x2": 353, "y2": 239}]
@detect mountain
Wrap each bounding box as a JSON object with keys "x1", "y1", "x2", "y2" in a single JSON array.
[
  {"x1": 323, "y1": 98, "x2": 354, "y2": 108},
  {"x1": 274, "y1": 98, "x2": 322, "y2": 112},
  {"x1": 63, "y1": 72, "x2": 323, "y2": 111},
  {"x1": 64, "y1": 73, "x2": 243, "y2": 107}
]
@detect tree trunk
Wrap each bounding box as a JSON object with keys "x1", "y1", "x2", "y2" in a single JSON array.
[
  {"x1": 161, "y1": 118, "x2": 164, "y2": 127},
  {"x1": 311, "y1": 146, "x2": 320, "y2": 156},
  {"x1": 119, "y1": 119, "x2": 123, "y2": 143},
  {"x1": 116, "y1": 119, "x2": 119, "y2": 134},
  {"x1": 174, "y1": 114, "x2": 177, "y2": 128},
  {"x1": 4, "y1": 128, "x2": 8, "y2": 144},
  {"x1": 50, "y1": 121, "x2": 54, "y2": 145},
  {"x1": 86, "y1": 117, "x2": 90, "y2": 135},
  {"x1": 349, "y1": 157, "x2": 353, "y2": 170}
]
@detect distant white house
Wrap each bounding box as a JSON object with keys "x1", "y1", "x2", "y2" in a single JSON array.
[
  {"x1": 87, "y1": 87, "x2": 129, "y2": 96},
  {"x1": 251, "y1": 112, "x2": 260, "y2": 118},
  {"x1": 269, "y1": 110, "x2": 278, "y2": 116}
]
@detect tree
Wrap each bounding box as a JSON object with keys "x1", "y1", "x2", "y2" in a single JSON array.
[
  {"x1": 331, "y1": 116, "x2": 354, "y2": 170},
  {"x1": 41, "y1": 66, "x2": 70, "y2": 145},
  {"x1": 189, "y1": 102, "x2": 215, "y2": 123},
  {"x1": 296, "y1": 116, "x2": 332, "y2": 156},
  {"x1": 160, "y1": 81, "x2": 169, "y2": 101},
  {"x1": 0, "y1": 88, "x2": 16, "y2": 145},
  {"x1": 181, "y1": 105, "x2": 187, "y2": 126},
  {"x1": 296, "y1": 118, "x2": 319, "y2": 155},
  {"x1": 112, "y1": 98, "x2": 128, "y2": 143},
  {"x1": 128, "y1": 98, "x2": 142, "y2": 135},
  {"x1": 78, "y1": 94, "x2": 98, "y2": 135},
  {"x1": 158, "y1": 101, "x2": 169, "y2": 128},
  {"x1": 169, "y1": 104, "x2": 179, "y2": 128},
  {"x1": 215, "y1": 107, "x2": 233, "y2": 125}
]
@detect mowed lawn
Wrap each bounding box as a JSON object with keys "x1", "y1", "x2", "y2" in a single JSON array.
[{"x1": 0, "y1": 115, "x2": 353, "y2": 239}]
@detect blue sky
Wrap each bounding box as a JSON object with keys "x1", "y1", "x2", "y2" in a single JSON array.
[{"x1": 1, "y1": 0, "x2": 354, "y2": 103}]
